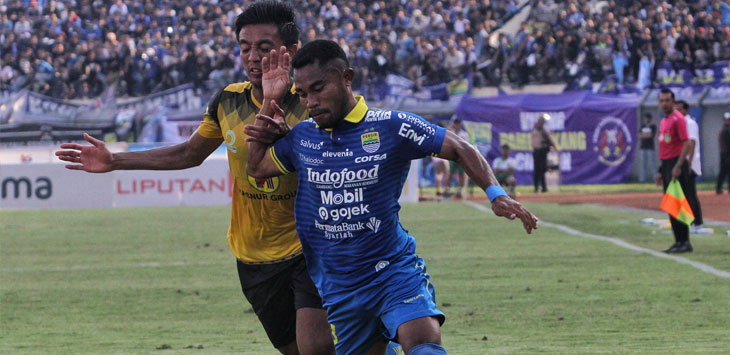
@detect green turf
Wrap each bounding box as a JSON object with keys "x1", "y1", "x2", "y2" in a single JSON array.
[
  {"x1": 2, "y1": 203, "x2": 729, "y2": 354},
  {"x1": 421, "y1": 181, "x2": 718, "y2": 196}
]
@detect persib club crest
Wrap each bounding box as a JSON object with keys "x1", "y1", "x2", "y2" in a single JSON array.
[
  {"x1": 247, "y1": 175, "x2": 280, "y2": 193},
  {"x1": 592, "y1": 116, "x2": 632, "y2": 166},
  {"x1": 361, "y1": 131, "x2": 380, "y2": 153}
]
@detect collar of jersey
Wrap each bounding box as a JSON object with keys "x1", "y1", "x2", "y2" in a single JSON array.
[
  {"x1": 318, "y1": 96, "x2": 368, "y2": 131},
  {"x1": 250, "y1": 83, "x2": 297, "y2": 109}
]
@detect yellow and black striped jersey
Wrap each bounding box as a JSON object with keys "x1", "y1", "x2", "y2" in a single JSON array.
[{"x1": 197, "y1": 82, "x2": 307, "y2": 263}]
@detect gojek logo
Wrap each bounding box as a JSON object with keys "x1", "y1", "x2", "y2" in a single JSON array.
[{"x1": 318, "y1": 204, "x2": 370, "y2": 221}]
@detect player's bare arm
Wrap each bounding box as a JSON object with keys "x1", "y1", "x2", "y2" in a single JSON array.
[
  {"x1": 438, "y1": 130, "x2": 539, "y2": 233},
  {"x1": 56, "y1": 132, "x2": 222, "y2": 172},
  {"x1": 246, "y1": 100, "x2": 288, "y2": 179}
]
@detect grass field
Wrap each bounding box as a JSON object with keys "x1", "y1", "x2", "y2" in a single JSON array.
[{"x1": 2, "y1": 202, "x2": 730, "y2": 354}]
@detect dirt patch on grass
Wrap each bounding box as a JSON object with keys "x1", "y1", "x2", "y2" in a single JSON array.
[
  {"x1": 516, "y1": 190, "x2": 729, "y2": 223},
  {"x1": 450, "y1": 190, "x2": 728, "y2": 223}
]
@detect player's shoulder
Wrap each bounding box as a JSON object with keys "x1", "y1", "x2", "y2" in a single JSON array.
[
  {"x1": 223, "y1": 81, "x2": 253, "y2": 93},
  {"x1": 207, "y1": 81, "x2": 252, "y2": 108},
  {"x1": 290, "y1": 118, "x2": 318, "y2": 134}
]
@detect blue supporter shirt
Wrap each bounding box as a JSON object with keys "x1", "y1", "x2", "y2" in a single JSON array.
[{"x1": 271, "y1": 96, "x2": 446, "y2": 298}]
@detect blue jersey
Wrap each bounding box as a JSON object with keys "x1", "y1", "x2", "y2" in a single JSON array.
[{"x1": 271, "y1": 97, "x2": 446, "y2": 298}]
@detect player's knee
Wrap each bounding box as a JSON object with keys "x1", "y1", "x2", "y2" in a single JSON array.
[
  {"x1": 297, "y1": 337, "x2": 335, "y2": 355},
  {"x1": 407, "y1": 343, "x2": 447, "y2": 355}
]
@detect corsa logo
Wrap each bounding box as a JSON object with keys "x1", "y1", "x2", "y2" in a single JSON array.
[{"x1": 246, "y1": 175, "x2": 280, "y2": 193}]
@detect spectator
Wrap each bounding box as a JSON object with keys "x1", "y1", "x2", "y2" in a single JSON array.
[
  {"x1": 493, "y1": 144, "x2": 518, "y2": 198},
  {"x1": 717, "y1": 112, "x2": 730, "y2": 195},
  {"x1": 443, "y1": 118, "x2": 472, "y2": 199},
  {"x1": 675, "y1": 100, "x2": 704, "y2": 230},
  {"x1": 638, "y1": 113, "x2": 657, "y2": 183},
  {"x1": 531, "y1": 113, "x2": 560, "y2": 193},
  {"x1": 2, "y1": 0, "x2": 729, "y2": 98}
]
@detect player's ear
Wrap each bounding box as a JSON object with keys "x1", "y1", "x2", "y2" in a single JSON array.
[
  {"x1": 287, "y1": 43, "x2": 298, "y2": 57},
  {"x1": 343, "y1": 68, "x2": 354, "y2": 85}
]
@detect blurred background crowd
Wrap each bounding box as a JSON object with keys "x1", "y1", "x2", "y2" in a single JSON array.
[{"x1": 1, "y1": 0, "x2": 729, "y2": 100}]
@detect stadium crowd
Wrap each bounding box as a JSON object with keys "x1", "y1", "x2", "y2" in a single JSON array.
[{"x1": 1, "y1": 0, "x2": 729, "y2": 99}]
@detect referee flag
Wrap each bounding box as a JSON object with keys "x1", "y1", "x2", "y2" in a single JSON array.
[{"x1": 660, "y1": 179, "x2": 695, "y2": 226}]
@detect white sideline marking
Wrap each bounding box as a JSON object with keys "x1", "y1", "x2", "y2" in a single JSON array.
[
  {"x1": 2, "y1": 261, "x2": 217, "y2": 273},
  {"x1": 464, "y1": 201, "x2": 730, "y2": 280}
]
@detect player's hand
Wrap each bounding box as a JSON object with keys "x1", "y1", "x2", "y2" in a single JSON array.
[
  {"x1": 671, "y1": 164, "x2": 681, "y2": 179},
  {"x1": 654, "y1": 172, "x2": 662, "y2": 186},
  {"x1": 261, "y1": 45, "x2": 294, "y2": 101},
  {"x1": 491, "y1": 195, "x2": 539, "y2": 234},
  {"x1": 55, "y1": 133, "x2": 113, "y2": 173},
  {"x1": 245, "y1": 100, "x2": 290, "y2": 144}
]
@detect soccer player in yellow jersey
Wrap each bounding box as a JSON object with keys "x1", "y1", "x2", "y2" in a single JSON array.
[{"x1": 55, "y1": 2, "x2": 334, "y2": 354}]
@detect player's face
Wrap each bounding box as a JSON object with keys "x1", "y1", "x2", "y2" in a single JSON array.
[
  {"x1": 294, "y1": 62, "x2": 353, "y2": 129},
  {"x1": 674, "y1": 103, "x2": 687, "y2": 116},
  {"x1": 501, "y1": 147, "x2": 509, "y2": 158},
  {"x1": 238, "y1": 24, "x2": 284, "y2": 87},
  {"x1": 658, "y1": 93, "x2": 674, "y2": 115}
]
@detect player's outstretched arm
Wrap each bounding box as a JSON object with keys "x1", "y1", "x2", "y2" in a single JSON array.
[
  {"x1": 246, "y1": 100, "x2": 287, "y2": 179},
  {"x1": 55, "y1": 132, "x2": 222, "y2": 172},
  {"x1": 438, "y1": 130, "x2": 539, "y2": 234}
]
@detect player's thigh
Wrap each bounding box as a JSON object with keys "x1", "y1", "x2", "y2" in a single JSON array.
[
  {"x1": 289, "y1": 255, "x2": 333, "y2": 353},
  {"x1": 236, "y1": 259, "x2": 298, "y2": 349},
  {"x1": 327, "y1": 299, "x2": 387, "y2": 355},
  {"x1": 379, "y1": 255, "x2": 444, "y2": 347}
]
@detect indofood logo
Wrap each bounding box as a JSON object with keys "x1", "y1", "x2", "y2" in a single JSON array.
[
  {"x1": 592, "y1": 116, "x2": 632, "y2": 166},
  {"x1": 307, "y1": 165, "x2": 379, "y2": 188},
  {"x1": 361, "y1": 129, "x2": 380, "y2": 153},
  {"x1": 247, "y1": 175, "x2": 280, "y2": 193}
]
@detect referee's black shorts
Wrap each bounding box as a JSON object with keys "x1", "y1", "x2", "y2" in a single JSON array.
[{"x1": 236, "y1": 253, "x2": 323, "y2": 349}]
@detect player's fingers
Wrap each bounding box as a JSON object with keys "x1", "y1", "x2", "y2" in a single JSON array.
[
  {"x1": 282, "y1": 51, "x2": 290, "y2": 69},
  {"x1": 269, "y1": 49, "x2": 278, "y2": 70},
  {"x1": 271, "y1": 100, "x2": 285, "y2": 116},
  {"x1": 56, "y1": 155, "x2": 76, "y2": 163},
  {"x1": 279, "y1": 45, "x2": 287, "y2": 68},
  {"x1": 254, "y1": 114, "x2": 278, "y2": 126},
  {"x1": 55, "y1": 150, "x2": 77, "y2": 158},
  {"x1": 58, "y1": 143, "x2": 83, "y2": 150},
  {"x1": 262, "y1": 56, "x2": 269, "y2": 73},
  {"x1": 84, "y1": 133, "x2": 104, "y2": 148},
  {"x1": 65, "y1": 164, "x2": 84, "y2": 170}
]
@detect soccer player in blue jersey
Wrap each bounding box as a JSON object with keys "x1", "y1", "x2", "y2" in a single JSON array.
[{"x1": 246, "y1": 40, "x2": 539, "y2": 355}]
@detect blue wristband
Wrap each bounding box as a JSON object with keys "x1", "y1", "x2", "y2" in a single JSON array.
[{"x1": 486, "y1": 185, "x2": 508, "y2": 202}]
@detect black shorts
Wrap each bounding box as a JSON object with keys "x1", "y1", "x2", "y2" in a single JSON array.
[{"x1": 236, "y1": 254, "x2": 323, "y2": 349}]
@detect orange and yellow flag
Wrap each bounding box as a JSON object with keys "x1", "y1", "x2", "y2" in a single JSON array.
[{"x1": 660, "y1": 179, "x2": 695, "y2": 226}]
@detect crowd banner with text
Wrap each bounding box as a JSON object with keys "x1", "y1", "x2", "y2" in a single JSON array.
[{"x1": 455, "y1": 91, "x2": 639, "y2": 185}]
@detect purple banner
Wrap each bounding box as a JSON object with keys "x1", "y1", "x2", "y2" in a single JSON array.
[
  {"x1": 455, "y1": 92, "x2": 639, "y2": 184},
  {"x1": 656, "y1": 60, "x2": 730, "y2": 89}
]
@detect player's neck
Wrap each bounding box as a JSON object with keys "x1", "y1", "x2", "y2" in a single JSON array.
[{"x1": 252, "y1": 85, "x2": 264, "y2": 105}]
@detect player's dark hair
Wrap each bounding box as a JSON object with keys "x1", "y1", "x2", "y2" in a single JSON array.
[
  {"x1": 292, "y1": 39, "x2": 349, "y2": 71},
  {"x1": 501, "y1": 144, "x2": 510, "y2": 150},
  {"x1": 659, "y1": 88, "x2": 675, "y2": 100},
  {"x1": 234, "y1": 1, "x2": 299, "y2": 46},
  {"x1": 644, "y1": 113, "x2": 652, "y2": 119},
  {"x1": 676, "y1": 100, "x2": 689, "y2": 111}
]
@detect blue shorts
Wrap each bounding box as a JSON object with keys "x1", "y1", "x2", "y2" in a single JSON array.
[{"x1": 326, "y1": 254, "x2": 445, "y2": 354}]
